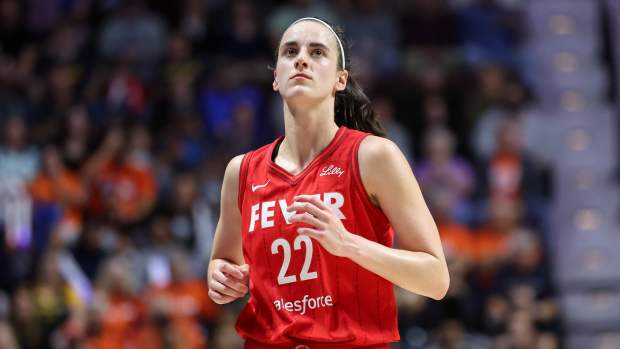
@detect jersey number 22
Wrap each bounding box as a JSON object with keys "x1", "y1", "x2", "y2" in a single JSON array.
[{"x1": 271, "y1": 236, "x2": 318, "y2": 285}]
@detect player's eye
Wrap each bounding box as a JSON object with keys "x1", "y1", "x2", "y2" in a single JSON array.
[
  {"x1": 285, "y1": 47, "x2": 297, "y2": 56},
  {"x1": 312, "y1": 49, "x2": 324, "y2": 56}
]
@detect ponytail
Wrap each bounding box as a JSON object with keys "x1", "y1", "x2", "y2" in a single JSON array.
[
  {"x1": 335, "y1": 75, "x2": 385, "y2": 137},
  {"x1": 331, "y1": 25, "x2": 385, "y2": 137}
]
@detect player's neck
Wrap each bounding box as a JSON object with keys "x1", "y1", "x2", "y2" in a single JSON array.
[{"x1": 279, "y1": 101, "x2": 339, "y2": 171}]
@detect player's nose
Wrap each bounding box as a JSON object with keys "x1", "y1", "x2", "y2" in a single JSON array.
[{"x1": 294, "y1": 52, "x2": 309, "y2": 70}]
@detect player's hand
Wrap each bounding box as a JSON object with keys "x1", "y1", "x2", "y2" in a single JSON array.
[
  {"x1": 208, "y1": 259, "x2": 249, "y2": 304},
  {"x1": 288, "y1": 194, "x2": 355, "y2": 258}
]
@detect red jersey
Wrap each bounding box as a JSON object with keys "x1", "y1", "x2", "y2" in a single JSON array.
[{"x1": 236, "y1": 126, "x2": 399, "y2": 348}]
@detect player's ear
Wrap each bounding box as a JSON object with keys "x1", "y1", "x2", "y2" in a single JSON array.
[
  {"x1": 273, "y1": 71, "x2": 279, "y2": 91},
  {"x1": 335, "y1": 70, "x2": 348, "y2": 92}
]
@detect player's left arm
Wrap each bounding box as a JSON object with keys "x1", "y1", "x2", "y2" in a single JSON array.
[{"x1": 288, "y1": 136, "x2": 449, "y2": 300}]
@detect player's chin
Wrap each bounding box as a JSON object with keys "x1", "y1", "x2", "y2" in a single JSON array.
[
  {"x1": 284, "y1": 90, "x2": 331, "y2": 108},
  {"x1": 283, "y1": 86, "x2": 315, "y2": 99}
]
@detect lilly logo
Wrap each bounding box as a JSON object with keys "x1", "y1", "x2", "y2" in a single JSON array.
[{"x1": 319, "y1": 165, "x2": 344, "y2": 177}]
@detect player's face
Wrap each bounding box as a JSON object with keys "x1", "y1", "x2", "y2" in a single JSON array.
[{"x1": 273, "y1": 21, "x2": 348, "y2": 103}]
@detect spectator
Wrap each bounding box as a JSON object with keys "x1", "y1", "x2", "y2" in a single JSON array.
[
  {"x1": 342, "y1": 0, "x2": 400, "y2": 77},
  {"x1": 472, "y1": 76, "x2": 549, "y2": 163},
  {"x1": 105, "y1": 62, "x2": 148, "y2": 117},
  {"x1": 11, "y1": 286, "x2": 44, "y2": 349},
  {"x1": 177, "y1": 0, "x2": 214, "y2": 52},
  {"x1": 31, "y1": 251, "x2": 75, "y2": 337},
  {"x1": 399, "y1": 0, "x2": 460, "y2": 78},
  {"x1": 199, "y1": 62, "x2": 264, "y2": 147},
  {"x1": 374, "y1": 95, "x2": 414, "y2": 165},
  {"x1": 474, "y1": 197, "x2": 522, "y2": 267},
  {"x1": 464, "y1": 64, "x2": 507, "y2": 133},
  {"x1": 167, "y1": 114, "x2": 208, "y2": 171},
  {"x1": 266, "y1": 0, "x2": 338, "y2": 44},
  {"x1": 86, "y1": 255, "x2": 143, "y2": 348},
  {"x1": 44, "y1": 21, "x2": 90, "y2": 66},
  {"x1": 0, "y1": 116, "x2": 38, "y2": 249},
  {"x1": 0, "y1": 116, "x2": 39, "y2": 183},
  {"x1": 163, "y1": 32, "x2": 203, "y2": 96},
  {"x1": 99, "y1": 0, "x2": 168, "y2": 63},
  {"x1": 481, "y1": 118, "x2": 547, "y2": 224},
  {"x1": 85, "y1": 126, "x2": 157, "y2": 226},
  {"x1": 493, "y1": 309, "x2": 538, "y2": 349},
  {"x1": 166, "y1": 172, "x2": 205, "y2": 251},
  {"x1": 498, "y1": 229, "x2": 559, "y2": 333},
  {"x1": 30, "y1": 145, "x2": 86, "y2": 249},
  {"x1": 58, "y1": 105, "x2": 98, "y2": 171},
  {"x1": 215, "y1": 0, "x2": 271, "y2": 60},
  {"x1": 417, "y1": 127, "x2": 475, "y2": 224},
  {"x1": 143, "y1": 250, "x2": 220, "y2": 348},
  {"x1": 429, "y1": 187, "x2": 476, "y2": 264},
  {"x1": 471, "y1": 197, "x2": 524, "y2": 305},
  {"x1": 458, "y1": 0, "x2": 523, "y2": 69}
]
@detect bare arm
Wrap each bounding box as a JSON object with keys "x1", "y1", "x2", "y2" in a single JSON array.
[
  {"x1": 207, "y1": 154, "x2": 249, "y2": 304},
  {"x1": 289, "y1": 136, "x2": 449, "y2": 300},
  {"x1": 210, "y1": 154, "x2": 244, "y2": 264},
  {"x1": 352, "y1": 136, "x2": 449, "y2": 300}
]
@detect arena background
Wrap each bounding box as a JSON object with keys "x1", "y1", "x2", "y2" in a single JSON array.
[{"x1": 0, "y1": 0, "x2": 618, "y2": 348}]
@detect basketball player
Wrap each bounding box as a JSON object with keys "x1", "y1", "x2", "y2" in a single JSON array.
[{"x1": 208, "y1": 17, "x2": 449, "y2": 348}]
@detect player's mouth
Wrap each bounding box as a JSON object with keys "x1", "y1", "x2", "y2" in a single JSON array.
[{"x1": 291, "y1": 73, "x2": 311, "y2": 80}]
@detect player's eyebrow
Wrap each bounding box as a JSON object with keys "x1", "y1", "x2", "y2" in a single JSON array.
[{"x1": 281, "y1": 41, "x2": 331, "y2": 51}]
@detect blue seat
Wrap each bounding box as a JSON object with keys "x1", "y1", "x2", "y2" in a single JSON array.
[{"x1": 562, "y1": 290, "x2": 620, "y2": 332}]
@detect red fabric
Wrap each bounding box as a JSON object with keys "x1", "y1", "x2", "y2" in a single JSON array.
[
  {"x1": 489, "y1": 151, "x2": 522, "y2": 200},
  {"x1": 245, "y1": 339, "x2": 389, "y2": 348},
  {"x1": 236, "y1": 126, "x2": 399, "y2": 346}
]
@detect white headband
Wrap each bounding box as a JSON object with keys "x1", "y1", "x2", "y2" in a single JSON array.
[{"x1": 290, "y1": 17, "x2": 346, "y2": 70}]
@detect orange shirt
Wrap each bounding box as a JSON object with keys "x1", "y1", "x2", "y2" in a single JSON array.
[
  {"x1": 98, "y1": 163, "x2": 156, "y2": 222},
  {"x1": 30, "y1": 170, "x2": 84, "y2": 223},
  {"x1": 131, "y1": 318, "x2": 206, "y2": 349},
  {"x1": 147, "y1": 279, "x2": 221, "y2": 322},
  {"x1": 473, "y1": 227, "x2": 510, "y2": 265},
  {"x1": 92, "y1": 295, "x2": 144, "y2": 349},
  {"x1": 438, "y1": 222, "x2": 476, "y2": 261},
  {"x1": 142, "y1": 279, "x2": 219, "y2": 349}
]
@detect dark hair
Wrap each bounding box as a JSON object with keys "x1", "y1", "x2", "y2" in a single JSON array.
[{"x1": 275, "y1": 20, "x2": 386, "y2": 137}]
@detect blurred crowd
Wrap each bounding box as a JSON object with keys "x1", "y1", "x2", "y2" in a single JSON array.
[{"x1": 0, "y1": 0, "x2": 564, "y2": 348}]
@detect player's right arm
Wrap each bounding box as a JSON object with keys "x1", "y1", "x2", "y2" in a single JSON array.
[{"x1": 207, "y1": 154, "x2": 250, "y2": 304}]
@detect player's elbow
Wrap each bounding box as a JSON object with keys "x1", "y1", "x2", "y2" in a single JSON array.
[{"x1": 429, "y1": 268, "x2": 450, "y2": 301}]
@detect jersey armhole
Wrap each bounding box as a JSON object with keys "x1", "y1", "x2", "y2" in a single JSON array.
[{"x1": 237, "y1": 152, "x2": 252, "y2": 212}]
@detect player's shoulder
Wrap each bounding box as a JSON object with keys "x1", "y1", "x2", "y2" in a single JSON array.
[
  {"x1": 222, "y1": 154, "x2": 245, "y2": 187},
  {"x1": 357, "y1": 135, "x2": 409, "y2": 195},
  {"x1": 358, "y1": 135, "x2": 401, "y2": 165}
]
